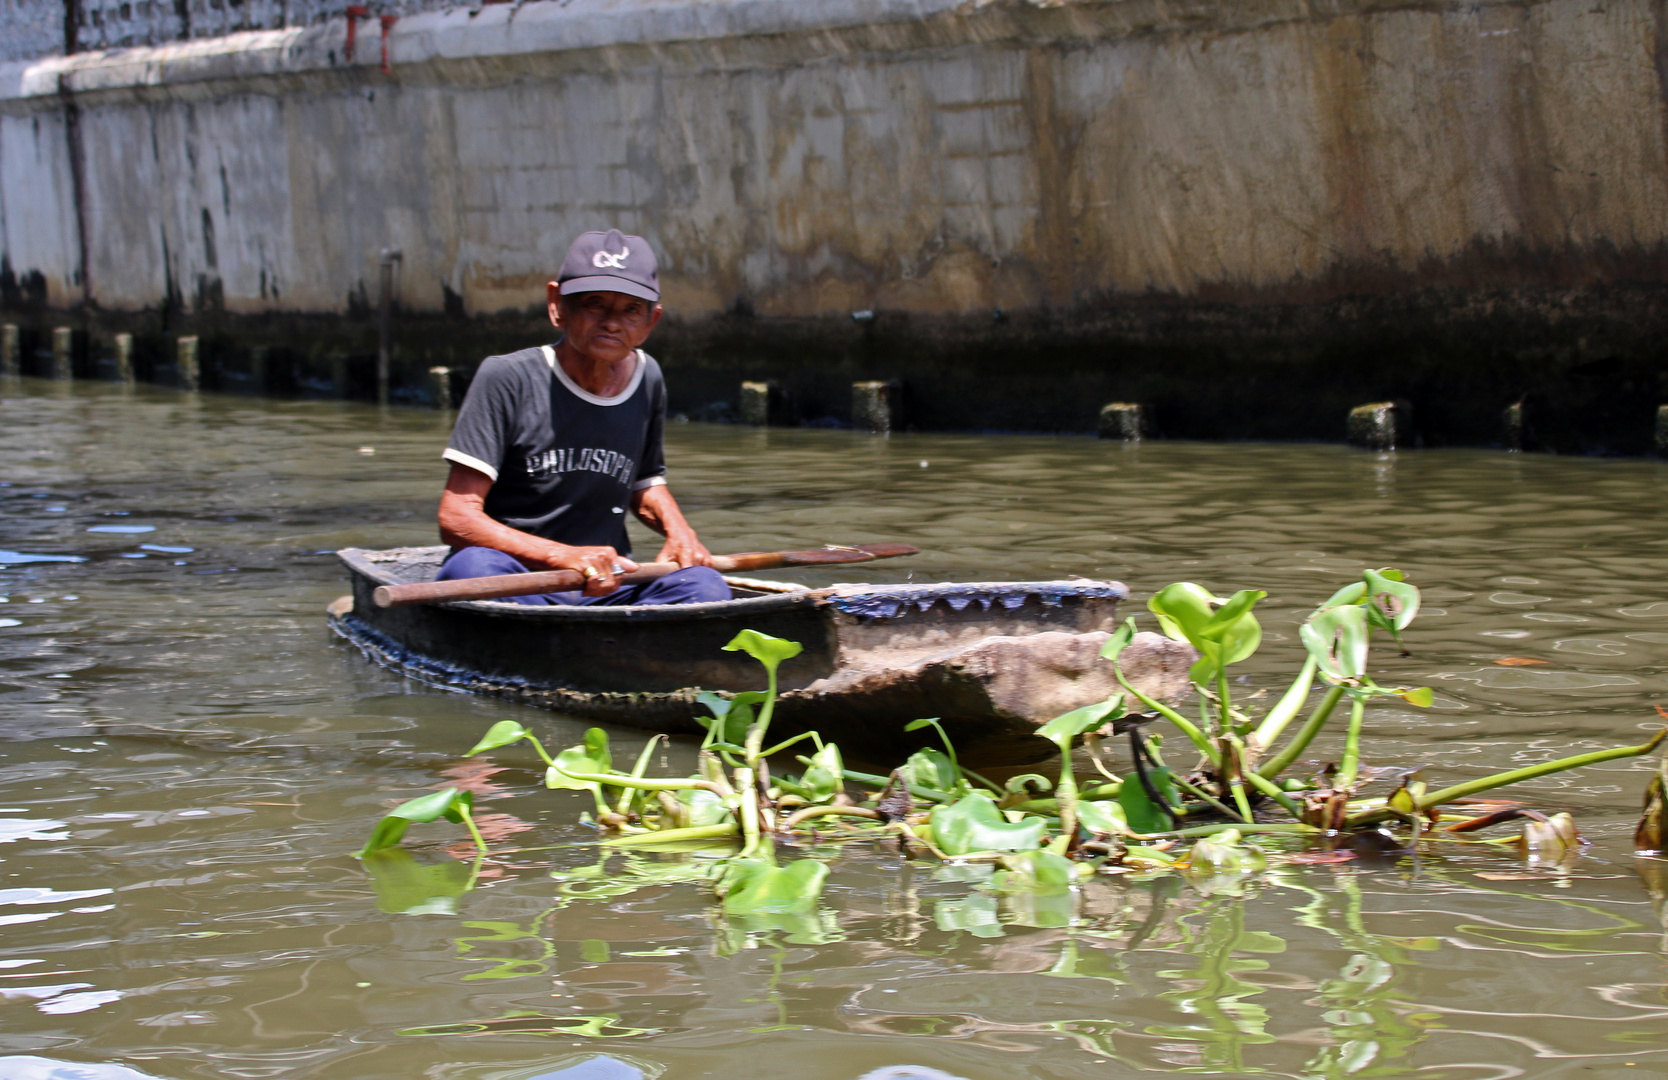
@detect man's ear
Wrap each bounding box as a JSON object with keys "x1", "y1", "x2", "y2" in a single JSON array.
[
  {"x1": 646, "y1": 303, "x2": 664, "y2": 333},
  {"x1": 547, "y1": 282, "x2": 564, "y2": 329}
]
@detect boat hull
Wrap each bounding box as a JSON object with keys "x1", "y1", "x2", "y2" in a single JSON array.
[{"x1": 327, "y1": 546, "x2": 1193, "y2": 761}]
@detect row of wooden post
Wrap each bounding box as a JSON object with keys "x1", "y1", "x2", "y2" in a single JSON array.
[
  {"x1": 0, "y1": 323, "x2": 196, "y2": 389},
  {"x1": 0, "y1": 322, "x2": 456, "y2": 407},
  {"x1": 10, "y1": 330, "x2": 1661, "y2": 451},
  {"x1": 739, "y1": 379, "x2": 901, "y2": 433},
  {"x1": 1340, "y1": 399, "x2": 1668, "y2": 454}
]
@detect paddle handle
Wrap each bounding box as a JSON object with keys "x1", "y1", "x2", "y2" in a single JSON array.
[{"x1": 369, "y1": 544, "x2": 918, "y2": 608}]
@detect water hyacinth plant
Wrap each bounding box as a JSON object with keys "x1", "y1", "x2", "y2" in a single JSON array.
[{"x1": 360, "y1": 568, "x2": 1668, "y2": 917}]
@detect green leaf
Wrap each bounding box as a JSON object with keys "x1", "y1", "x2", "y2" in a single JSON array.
[
  {"x1": 931, "y1": 793, "x2": 1047, "y2": 855},
  {"x1": 718, "y1": 856, "x2": 828, "y2": 914},
  {"x1": 990, "y1": 848, "x2": 1083, "y2": 892},
  {"x1": 1147, "y1": 582, "x2": 1219, "y2": 644},
  {"x1": 1148, "y1": 584, "x2": 1264, "y2": 682},
  {"x1": 361, "y1": 849, "x2": 476, "y2": 915},
  {"x1": 1397, "y1": 686, "x2": 1434, "y2": 708},
  {"x1": 1099, "y1": 617, "x2": 1138, "y2": 662},
  {"x1": 465, "y1": 720, "x2": 530, "y2": 757},
  {"x1": 679, "y1": 788, "x2": 732, "y2": 827},
  {"x1": 721, "y1": 629, "x2": 803, "y2": 674},
  {"x1": 800, "y1": 742, "x2": 845, "y2": 803},
  {"x1": 932, "y1": 892, "x2": 1004, "y2": 937},
  {"x1": 1317, "y1": 581, "x2": 1368, "y2": 612},
  {"x1": 1185, "y1": 827, "x2": 1267, "y2": 875},
  {"x1": 1117, "y1": 767, "x2": 1175, "y2": 834},
  {"x1": 545, "y1": 728, "x2": 613, "y2": 792},
  {"x1": 1035, "y1": 696, "x2": 1123, "y2": 753},
  {"x1": 1004, "y1": 773, "x2": 1053, "y2": 796},
  {"x1": 358, "y1": 787, "x2": 474, "y2": 856},
  {"x1": 900, "y1": 747, "x2": 958, "y2": 795},
  {"x1": 1300, "y1": 603, "x2": 1370, "y2": 681},
  {"x1": 695, "y1": 691, "x2": 765, "y2": 745},
  {"x1": 903, "y1": 718, "x2": 936, "y2": 732},
  {"x1": 1199, "y1": 589, "x2": 1267, "y2": 646},
  {"x1": 1364, "y1": 568, "x2": 1421, "y2": 631},
  {"x1": 1076, "y1": 799, "x2": 1127, "y2": 837}
]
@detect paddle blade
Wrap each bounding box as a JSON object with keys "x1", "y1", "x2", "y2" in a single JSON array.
[
  {"x1": 852, "y1": 543, "x2": 921, "y2": 559},
  {"x1": 777, "y1": 543, "x2": 920, "y2": 567}
]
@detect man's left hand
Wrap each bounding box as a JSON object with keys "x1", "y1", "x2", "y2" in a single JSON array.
[{"x1": 656, "y1": 534, "x2": 713, "y2": 568}]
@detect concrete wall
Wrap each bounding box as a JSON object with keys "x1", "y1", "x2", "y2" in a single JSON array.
[{"x1": 4, "y1": 0, "x2": 1668, "y2": 447}]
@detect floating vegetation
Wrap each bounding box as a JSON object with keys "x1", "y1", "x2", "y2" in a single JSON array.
[{"x1": 360, "y1": 569, "x2": 1668, "y2": 919}]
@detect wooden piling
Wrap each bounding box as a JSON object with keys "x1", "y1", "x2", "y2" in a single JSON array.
[
  {"x1": 1347, "y1": 401, "x2": 1408, "y2": 451},
  {"x1": 51, "y1": 327, "x2": 73, "y2": 380},
  {"x1": 114, "y1": 333, "x2": 134, "y2": 384},
  {"x1": 177, "y1": 335, "x2": 200, "y2": 391},
  {"x1": 740, "y1": 380, "x2": 785, "y2": 426},
  {"x1": 429, "y1": 366, "x2": 453, "y2": 410},
  {"x1": 853, "y1": 380, "x2": 900, "y2": 434},
  {"x1": 1502, "y1": 401, "x2": 1526, "y2": 452},
  {"x1": 0, "y1": 324, "x2": 18, "y2": 378},
  {"x1": 1098, "y1": 402, "x2": 1147, "y2": 441}
]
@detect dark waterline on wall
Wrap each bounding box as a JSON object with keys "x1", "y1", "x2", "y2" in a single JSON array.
[{"x1": 6, "y1": 275, "x2": 1668, "y2": 453}]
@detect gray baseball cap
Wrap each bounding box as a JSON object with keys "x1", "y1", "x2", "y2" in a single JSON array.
[{"x1": 557, "y1": 228, "x2": 659, "y2": 303}]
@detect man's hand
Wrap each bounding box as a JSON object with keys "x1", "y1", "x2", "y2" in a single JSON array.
[
  {"x1": 537, "y1": 544, "x2": 640, "y2": 597},
  {"x1": 632, "y1": 484, "x2": 712, "y2": 569},
  {"x1": 655, "y1": 532, "x2": 713, "y2": 569}
]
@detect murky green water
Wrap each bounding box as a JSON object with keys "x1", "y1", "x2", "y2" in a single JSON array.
[{"x1": 3, "y1": 377, "x2": 1668, "y2": 1080}]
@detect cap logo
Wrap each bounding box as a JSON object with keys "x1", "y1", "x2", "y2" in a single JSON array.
[{"x1": 592, "y1": 246, "x2": 630, "y2": 270}]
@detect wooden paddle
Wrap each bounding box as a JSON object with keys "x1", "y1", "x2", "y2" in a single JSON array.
[{"x1": 371, "y1": 542, "x2": 921, "y2": 608}]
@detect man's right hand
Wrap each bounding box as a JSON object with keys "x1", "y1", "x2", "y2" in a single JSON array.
[{"x1": 537, "y1": 544, "x2": 640, "y2": 597}]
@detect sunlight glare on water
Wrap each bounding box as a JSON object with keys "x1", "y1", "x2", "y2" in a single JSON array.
[{"x1": 2, "y1": 379, "x2": 1668, "y2": 1079}]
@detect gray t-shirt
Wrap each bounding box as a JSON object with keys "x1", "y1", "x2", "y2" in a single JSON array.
[{"x1": 443, "y1": 344, "x2": 667, "y2": 555}]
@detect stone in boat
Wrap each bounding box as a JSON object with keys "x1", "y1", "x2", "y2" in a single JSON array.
[{"x1": 326, "y1": 546, "x2": 1194, "y2": 762}]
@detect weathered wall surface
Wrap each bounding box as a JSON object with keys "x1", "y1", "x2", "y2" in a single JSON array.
[{"x1": 4, "y1": 0, "x2": 1668, "y2": 447}]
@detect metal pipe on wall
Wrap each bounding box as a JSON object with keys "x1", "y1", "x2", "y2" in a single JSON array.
[{"x1": 377, "y1": 248, "x2": 402, "y2": 406}]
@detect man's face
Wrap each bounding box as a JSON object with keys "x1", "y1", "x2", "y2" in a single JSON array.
[{"x1": 548, "y1": 287, "x2": 662, "y2": 364}]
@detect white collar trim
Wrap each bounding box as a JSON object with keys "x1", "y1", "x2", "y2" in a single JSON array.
[{"x1": 542, "y1": 344, "x2": 644, "y2": 406}]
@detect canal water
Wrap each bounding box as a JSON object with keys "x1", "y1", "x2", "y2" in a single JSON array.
[{"x1": 2, "y1": 377, "x2": 1667, "y2": 1080}]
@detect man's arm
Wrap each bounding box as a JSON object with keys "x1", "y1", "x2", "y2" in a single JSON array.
[
  {"x1": 438, "y1": 462, "x2": 636, "y2": 596},
  {"x1": 630, "y1": 483, "x2": 713, "y2": 568}
]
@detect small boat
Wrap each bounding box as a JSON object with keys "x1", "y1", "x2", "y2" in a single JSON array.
[{"x1": 326, "y1": 546, "x2": 1195, "y2": 762}]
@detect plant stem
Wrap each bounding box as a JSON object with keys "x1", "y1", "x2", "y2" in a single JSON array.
[
  {"x1": 1413, "y1": 729, "x2": 1667, "y2": 811},
  {"x1": 1256, "y1": 685, "x2": 1345, "y2": 780},
  {"x1": 524, "y1": 735, "x2": 556, "y2": 768},
  {"x1": 783, "y1": 805, "x2": 882, "y2": 829},
  {"x1": 824, "y1": 765, "x2": 955, "y2": 803},
  {"x1": 1167, "y1": 773, "x2": 1247, "y2": 823},
  {"x1": 1243, "y1": 769, "x2": 1305, "y2": 818},
  {"x1": 1336, "y1": 695, "x2": 1366, "y2": 789},
  {"x1": 734, "y1": 766, "x2": 761, "y2": 856},
  {"x1": 602, "y1": 822, "x2": 740, "y2": 846},
  {"x1": 1227, "y1": 776, "x2": 1255, "y2": 823},
  {"x1": 618, "y1": 734, "x2": 666, "y2": 815},
  {"x1": 759, "y1": 730, "x2": 819, "y2": 759},
  {"x1": 1114, "y1": 667, "x2": 1221, "y2": 766},
  {"x1": 1249, "y1": 655, "x2": 1318, "y2": 755},
  {"x1": 1217, "y1": 669, "x2": 1233, "y2": 740},
  {"x1": 1051, "y1": 758, "x2": 1080, "y2": 856},
  {"x1": 1136, "y1": 822, "x2": 1321, "y2": 839},
  {"x1": 558, "y1": 771, "x2": 726, "y2": 794},
  {"x1": 457, "y1": 805, "x2": 489, "y2": 856},
  {"x1": 745, "y1": 666, "x2": 780, "y2": 765}
]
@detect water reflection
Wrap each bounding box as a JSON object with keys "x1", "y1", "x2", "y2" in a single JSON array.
[{"x1": 2, "y1": 380, "x2": 1668, "y2": 1076}]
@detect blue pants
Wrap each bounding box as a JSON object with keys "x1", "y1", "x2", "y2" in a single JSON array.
[{"x1": 435, "y1": 546, "x2": 731, "y2": 606}]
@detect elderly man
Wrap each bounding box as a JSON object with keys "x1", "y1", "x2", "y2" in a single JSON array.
[{"x1": 433, "y1": 229, "x2": 730, "y2": 605}]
